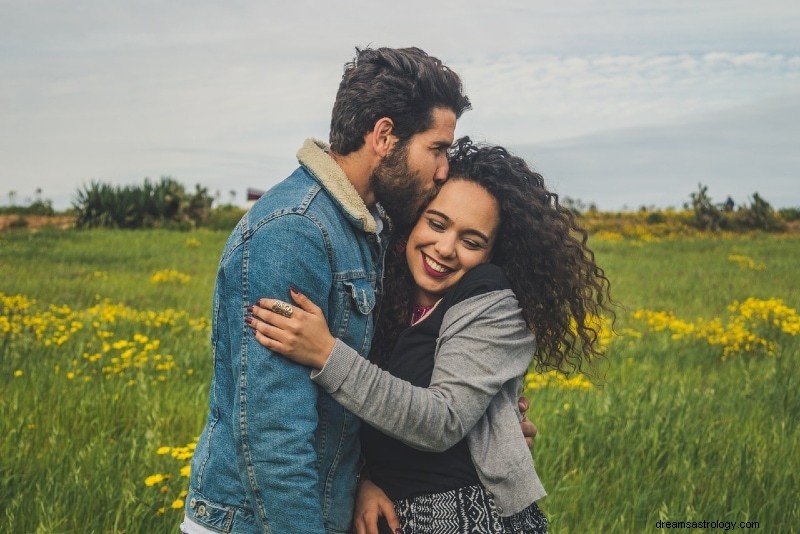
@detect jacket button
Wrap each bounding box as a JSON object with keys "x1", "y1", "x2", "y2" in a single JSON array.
[
  {"x1": 190, "y1": 498, "x2": 197, "y2": 508},
  {"x1": 197, "y1": 504, "x2": 207, "y2": 516}
]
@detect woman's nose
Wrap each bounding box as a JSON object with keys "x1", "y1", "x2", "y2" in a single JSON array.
[{"x1": 434, "y1": 235, "x2": 456, "y2": 258}]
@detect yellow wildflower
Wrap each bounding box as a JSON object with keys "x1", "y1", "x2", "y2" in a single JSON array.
[
  {"x1": 150, "y1": 269, "x2": 191, "y2": 285},
  {"x1": 144, "y1": 473, "x2": 170, "y2": 487}
]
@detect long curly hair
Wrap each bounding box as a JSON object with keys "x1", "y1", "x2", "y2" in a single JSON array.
[{"x1": 371, "y1": 137, "x2": 614, "y2": 375}]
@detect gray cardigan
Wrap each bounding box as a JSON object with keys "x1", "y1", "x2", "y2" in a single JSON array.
[{"x1": 310, "y1": 289, "x2": 547, "y2": 516}]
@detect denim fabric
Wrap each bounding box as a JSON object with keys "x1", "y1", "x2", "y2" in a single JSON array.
[{"x1": 185, "y1": 141, "x2": 388, "y2": 533}]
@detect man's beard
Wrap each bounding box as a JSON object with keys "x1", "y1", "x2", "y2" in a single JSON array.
[{"x1": 370, "y1": 141, "x2": 437, "y2": 232}]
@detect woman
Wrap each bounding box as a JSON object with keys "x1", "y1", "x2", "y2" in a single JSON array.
[{"x1": 246, "y1": 139, "x2": 612, "y2": 533}]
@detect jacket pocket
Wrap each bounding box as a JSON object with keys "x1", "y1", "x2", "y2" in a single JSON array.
[{"x1": 330, "y1": 277, "x2": 375, "y2": 352}]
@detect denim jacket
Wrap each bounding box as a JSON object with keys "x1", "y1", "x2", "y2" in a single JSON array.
[{"x1": 185, "y1": 139, "x2": 388, "y2": 533}]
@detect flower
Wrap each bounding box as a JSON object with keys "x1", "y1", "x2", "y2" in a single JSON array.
[
  {"x1": 632, "y1": 297, "x2": 798, "y2": 359},
  {"x1": 149, "y1": 269, "x2": 191, "y2": 285},
  {"x1": 728, "y1": 254, "x2": 766, "y2": 271},
  {"x1": 144, "y1": 473, "x2": 170, "y2": 487},
  {"x1": 525, "y1": 370, "x2": 593, "y2": 391}
]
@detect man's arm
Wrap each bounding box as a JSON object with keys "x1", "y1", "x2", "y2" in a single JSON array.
[{"x1": 235, "y1": 214, "x2": 331, "y2": 532}]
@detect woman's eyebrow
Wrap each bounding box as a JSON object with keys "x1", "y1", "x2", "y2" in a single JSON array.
[
  {"x1": 425, "y1": 208, "x2": 451, "y2": 221},
  {"x1": 463, "y1": 228, "x2": 490, "y2": 243}
]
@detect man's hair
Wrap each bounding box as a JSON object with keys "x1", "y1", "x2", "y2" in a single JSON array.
[{"x1": 329, "y1": 47, "x2": 471, "y2": 155}]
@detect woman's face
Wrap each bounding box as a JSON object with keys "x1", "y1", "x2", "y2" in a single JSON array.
[{"x1": 406, "y1": 179, "x2": 500, "y2": 306}]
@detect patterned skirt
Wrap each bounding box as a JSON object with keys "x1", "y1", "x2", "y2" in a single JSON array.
[{"x1": 391, "y1": 485, "x2": 547, "y2": 534}]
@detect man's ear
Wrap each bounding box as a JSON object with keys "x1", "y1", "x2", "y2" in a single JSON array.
[{"x1": 370, "y1": 117, "x2": 396, "y2": 158}]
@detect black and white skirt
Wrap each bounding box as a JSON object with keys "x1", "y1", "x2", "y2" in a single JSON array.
[{"x1": 391, "y1": 484, "x2": 547, "y2": 534}]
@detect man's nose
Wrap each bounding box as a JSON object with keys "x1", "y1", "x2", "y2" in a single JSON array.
[{"x1": 433, "y1": 159, "x2": 449, "y2": 183}]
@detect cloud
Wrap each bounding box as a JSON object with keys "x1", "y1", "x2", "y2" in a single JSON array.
[
  {"x1": 510, "y1": 94, "x2": 800, "y2": 210},
  {"x1": 457, "y1": 51, "x2": 800, "y2": 145}
]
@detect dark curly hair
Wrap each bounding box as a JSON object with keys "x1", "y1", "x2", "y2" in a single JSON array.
[
  {"x1": 329, "y1": 47, "x2": 471, "y2": 155},
  {"x1": 371, "y1": 137, "x2": 614, "y2": 375}
]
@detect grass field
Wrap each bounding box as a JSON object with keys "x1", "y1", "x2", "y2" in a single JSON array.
[{"x1": 1, "y1": 228, "x2": 798, "y2": 533}]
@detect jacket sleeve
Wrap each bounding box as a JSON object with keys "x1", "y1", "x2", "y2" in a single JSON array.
[
  {"x1": 235, "y1": 213, "x2": 329, "y2": 533},
  {"x1": 310, "y1": 290, "x2": 534, "y2": 452}
]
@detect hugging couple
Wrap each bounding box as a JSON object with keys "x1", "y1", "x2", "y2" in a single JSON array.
[{"x1": 181, "y1": 46, "x2": 611, "y2": 534}]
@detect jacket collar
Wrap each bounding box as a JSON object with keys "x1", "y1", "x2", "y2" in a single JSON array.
[{"x1": 297, "y1": 138, "x2": 378, "y2": 234}]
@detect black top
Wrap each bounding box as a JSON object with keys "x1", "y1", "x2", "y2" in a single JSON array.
[{"x1": 360, "y1": 263, "x2": 511, "y2": 500}]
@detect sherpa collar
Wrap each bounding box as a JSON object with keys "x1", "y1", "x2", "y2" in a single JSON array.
[{"x1": 297, "y1": 138, "x2": 377, "y2": 234}]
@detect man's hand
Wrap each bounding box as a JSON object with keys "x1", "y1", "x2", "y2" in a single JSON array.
[
  {"x1": 518, "y1": 396, "x2": 538, "y2": 448},
  {"x1": 353, "y1": 479, "x2": 401, "y2": 534}
]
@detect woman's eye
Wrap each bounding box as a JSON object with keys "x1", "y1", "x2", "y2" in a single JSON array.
[
  {"x1": 463, "y1": 240, "x2": 481, "y2": 250},
  {"x1": 428, "y1": 219, "x2": 445, "y2": 230}
]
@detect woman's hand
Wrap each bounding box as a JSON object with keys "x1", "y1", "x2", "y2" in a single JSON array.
[
  {"x1": 353, "y1": 479, "x2": 401, "y2": 534},
  {"x1": 246, "y1": 288, "x2": 336, "y2": 370},
  {"x1": 518, "y1": 396, "x2": 538, "y2": 448}
]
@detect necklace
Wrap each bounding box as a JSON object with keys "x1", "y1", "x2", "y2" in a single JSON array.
[{"x1": 410, "y1": 304, "x2": 434, "y2": 325}]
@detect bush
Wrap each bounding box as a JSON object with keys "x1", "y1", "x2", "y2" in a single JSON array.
[
  {"x1": 0, "y1": 200, "x2": 55, "y2": 216},
  {"x1": 779, "y1": 207, "x2": 800, "y2": 222},
  {"x1": 685, "y1": 186, "x2": 787, "y2": 233},
  {"x1": 202, "y1": 205, "x2": 247, "y2": 231},
  {"x1": 645, "y1": 211, "x2": 666, "y2": 224},
  {"x1": 733, "y1": 193, "x2": 786, "y2": 232},
  {"x1": 687, "y1": 183, "x2": 723, "y2": 231},
  {"x1": 73, "y1": 177, "x2": 213, "y2": 229},
  {"x1": 8, "y1": 216, "x2": 29, "y2": 229}
]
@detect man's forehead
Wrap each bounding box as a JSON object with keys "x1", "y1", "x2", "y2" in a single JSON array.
[{"x1": 420, "y1": 108, "x2": 457, "y2": 140}]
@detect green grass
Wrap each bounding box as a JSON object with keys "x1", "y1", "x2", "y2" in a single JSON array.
[{"x1": 1, "y1": 229, "x2": 797, "y2": 532}]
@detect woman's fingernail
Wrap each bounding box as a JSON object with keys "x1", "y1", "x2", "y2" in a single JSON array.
[
  {"x1": 289, "y1": 285, "x2": 299, "y2": 295},
  {"x1": 395, "y1": 529, "x2": 402, "y2": 534},
  {"x1": 244, "y1": 316, "x2": 253, "y2": 325},
  {"x1": 246, "y1": 306, "x2": 253, "y2": 313}
]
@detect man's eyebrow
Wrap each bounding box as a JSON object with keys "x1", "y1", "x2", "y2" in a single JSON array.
[{"x1": 426, "y1": 209, "x2": 490, "y2": 242}]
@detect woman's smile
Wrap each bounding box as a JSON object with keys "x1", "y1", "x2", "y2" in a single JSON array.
[{"x1": 421, "y1": 253, "x2": 454, "y2": 277}]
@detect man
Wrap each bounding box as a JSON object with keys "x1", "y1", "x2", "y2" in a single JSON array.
[{"x1": 182, "y1": 47, "x2": 532, "y2": 534}]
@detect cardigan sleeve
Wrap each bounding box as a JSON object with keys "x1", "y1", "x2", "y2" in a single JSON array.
[{"x1": 310, "y1": 288, "x2": 535, "y2": 452}]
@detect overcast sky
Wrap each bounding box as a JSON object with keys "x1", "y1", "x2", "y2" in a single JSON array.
[{"x1": 2, "y1": 1, "x2": 798, "y2": 211}]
